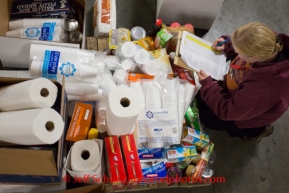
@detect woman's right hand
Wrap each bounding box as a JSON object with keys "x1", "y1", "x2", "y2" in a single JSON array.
[{"x1": 212, "y1": 38, "x2": 226, "y2": 51}]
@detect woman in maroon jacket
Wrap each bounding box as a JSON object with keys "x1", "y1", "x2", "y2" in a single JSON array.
[{"x1": 196, "y1": 22, "x2": 289, "y2": 143}]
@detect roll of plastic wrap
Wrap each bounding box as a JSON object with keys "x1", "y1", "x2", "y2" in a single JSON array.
[
  {"x1": 65, "y1": 83, "x2": 99, "y2": 95},
  {"x1": 130, "y1": 81, "x2": 145, "y2": 109},
  {"x1": 113, "y1": 68, "x2": 128, "y2": 84},
  {"x1": 9, "y1": 18, "x2": 65, "y2": 31},
  {"x1": 0, "y1": 78, "x2": 57, "y2": 111},
  {"x1": 106, "y1": 87, "x2": 141, "y2": 136},
  {"x1": 30, "y1": 60, "x2": 98, "y2": 83},
  {"x1": 71, "y1": 140, "x2": 100, "y2": 172},
  {"x1": 30, "y1": 44, "x2": 95, "y2": 62},
  {"x1": 0, "y1": 108, "x2": 64, "y2": 145}
]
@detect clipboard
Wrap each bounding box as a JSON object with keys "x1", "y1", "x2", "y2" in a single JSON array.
[{"x1": 174, "y1": 30, "x2": 198, "y2": 72}]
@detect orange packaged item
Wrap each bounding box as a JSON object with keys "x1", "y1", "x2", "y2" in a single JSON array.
[
  {"x1": 128, "y1": 73, "x2": 155, "y2": 82},
  {"x1": 66, "y1": 102, "x2": 93, "y2": 142},
  {"x1": 105, "y1": 136, "x2": 127, "y2": 190}
]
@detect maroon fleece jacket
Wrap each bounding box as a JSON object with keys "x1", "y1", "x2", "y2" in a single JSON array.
[{"x1": 199, "y1": 34, "x2": 289, "y2": 128}]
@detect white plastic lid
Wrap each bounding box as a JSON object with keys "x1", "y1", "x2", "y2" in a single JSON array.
[
  {"x1": 131, "y1": 26, "x2": 146, "y2": 40},
  {"x1": 133, "y1": 49, "x2": 150, "y2": 64},
  {"x1": 120, "y1": 42, "x2": 137, "y2": 58}
]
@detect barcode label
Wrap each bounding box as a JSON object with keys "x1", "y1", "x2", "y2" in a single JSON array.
[
  {"x1": 172, "y1": 127, "x2": 177, "y2": 134},
  {"x1": 154, "y1": 128, "x2": 162, "y2": 135}
]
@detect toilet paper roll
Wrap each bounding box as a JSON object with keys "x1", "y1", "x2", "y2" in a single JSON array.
[
  {"x1": 96, "y1": 115, "x2": 107, "y2": 133},
  {"x1": 106, "y1": 87, "x2": 141, "y2": 136},
  {"x1": 30, "y1": 60, "x2": 98, "y2": 83},
  {"x1": 0, "y1": 108, "x2": 64, "y2": 145},
  {"x1": 0, "y1": 78, "x2": 57, "y2": 111},
  {"x1": 30, "y1": 44, "x2": 95, "y2": 62},
  {"x1": 115, "y1": 42, "x2": 136, "y2": 58},
  {"x1": 130, "y1": 82, "x2": 145, "y2": 109},
  {"x1": 113, "y1": 68, "x2": 128, "y2": 84},
  {"x1": 140, "y1": 60, "x2": 159, "y2": 76},
  {"x1": 133, "y1": 49, "x2": 150, "y2": 65},
  {"x1": 65, "y1": 83, "x2": 99, "y2": 95},
  {"x1": 71, "y1": 140, "x2": 100, "y2": 172}
]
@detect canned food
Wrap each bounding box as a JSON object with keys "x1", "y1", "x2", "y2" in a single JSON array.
[
  {"x1": 69, "y1": 31, "x2": 83, "y2": 43},
  {"x1": 130, "y1": 26, "x2": 146, "y2": 40},
  {"x1": 66, "y1": 19, "x2": 79, "y2": 32}
]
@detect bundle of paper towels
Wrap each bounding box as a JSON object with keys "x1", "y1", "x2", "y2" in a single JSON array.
[{"x1": 0, "y1": 78, "x2": 64, "y2": 145}]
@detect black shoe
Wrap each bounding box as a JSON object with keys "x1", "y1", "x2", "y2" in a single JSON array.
[{"x1": 242, "y1": 124, "x2": 274, "y2": 143}]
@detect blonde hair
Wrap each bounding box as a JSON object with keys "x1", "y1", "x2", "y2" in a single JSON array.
[{"x1": 232, "y1": 22, "x2": 283, "y2": 61}]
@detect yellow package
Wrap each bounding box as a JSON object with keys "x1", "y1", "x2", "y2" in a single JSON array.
[
  {"x1": 109, "y1": 28, "x2": 131, "y2": 49},
  {"x1": 138, "y1": 36, "x2": 156, "y2": 51}
]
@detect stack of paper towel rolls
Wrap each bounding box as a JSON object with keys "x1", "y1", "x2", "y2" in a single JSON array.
[{"x1": 0, "y1": 78, "x2": 64, "y2": 145}]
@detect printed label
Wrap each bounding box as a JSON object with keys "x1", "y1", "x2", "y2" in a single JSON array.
[
  {"x1": 59, "y1": 62, "x2": 77, "y2": 77},
  {"x1": 25, "y1": 27, "x2": 41, "y2": 38},
  {"x1": 42, "y1": 50, "x2": 60, "y2": 80},
  {"x1": 39, "y1": 22, "x2": 56, "y2": 41}
]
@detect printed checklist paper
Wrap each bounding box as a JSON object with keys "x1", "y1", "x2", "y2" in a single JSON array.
[{"x1": 179, "y1": 31, "x2": 229, "y2": 80}]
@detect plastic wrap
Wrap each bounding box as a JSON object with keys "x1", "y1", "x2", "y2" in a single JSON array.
[{"x1": 93, "y1": 0, "x2": 117, "y2": 37}]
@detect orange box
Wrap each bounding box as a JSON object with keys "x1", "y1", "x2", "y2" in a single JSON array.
[{"x1": 66, "y1": 102, "x2": 93, "y2": 142}]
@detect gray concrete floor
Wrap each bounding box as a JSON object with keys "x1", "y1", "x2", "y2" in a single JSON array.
[{"x1": 117, "y1": 0, "x2": 289, "y2": 193}]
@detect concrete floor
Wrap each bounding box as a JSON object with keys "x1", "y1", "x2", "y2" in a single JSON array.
[{"x1": 117, "y1": 0, "x2": 289, "y2": 193}]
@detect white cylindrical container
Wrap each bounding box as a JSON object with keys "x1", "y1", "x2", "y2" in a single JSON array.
[
  {"x1": 30, "y1": 60, "x2": 98, "y2": 83},
  {"x1": 140, "y1": 60, "x2": 159, "y2": 76},
  {"x1": 115, "y1": 42, "x2": 136, "y2": 58},
  {"x1": 105, "y1": 56, "x2": 120, "y2": 71},
  {"x1": 133, "y1": 49, "x2": 150, "y2": 65},
  {"x1": 6, "y1": 26, "x2": 63, "y2": 42},
  {"x1": 120, "y1": 58, "x2": 136, "y2": 71},
  {"x1": 113, "y1": 68, "x2": 128, "y2": 84},
  {"x1": 9, "y1": 18, "x2": 65, "y2": 31}
]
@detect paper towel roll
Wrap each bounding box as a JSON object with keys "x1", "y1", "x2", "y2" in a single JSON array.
[
  {"x1": 65, "y1": 83, "x2": 99, "y2": 95},
  {"x1": 30, "y1": 60, "x2": 98, "y2": 83},
  {"x1": 30, "y1": 44, "x2": 95, "y2": 62},
  {"x1": 130, "y1": 82, "x2": 145, "y2": 109},
  {"x1": 71, "y1": 140, "x2": 100, "y2": 172},
  {"x1": 0, "y1": 108, "x2": 64, "y2": 145},
  {"x1": 113, "y1": 68, "x2": 128, "y2": 84},
  {"x1": 106, "y1": 87, "x2": 141, "y2": 136},
  {"x1": 0, "y1": 78, "x2": 57, "y2": 111}
]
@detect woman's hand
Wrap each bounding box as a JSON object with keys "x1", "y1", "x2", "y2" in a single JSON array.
[
  {"x1": 196, "y1": 70, "x2": 209, "y2": 81},
  {"x1": 212, "y1": 38, "x2": 226, "y2": 51}
]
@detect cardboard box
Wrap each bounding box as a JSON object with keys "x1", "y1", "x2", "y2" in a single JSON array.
[
  {"x1": 58, "y1": 184, "x2": 106, "y2": 193},
  {"x1": 165, "y1": 146, "x2": 197, "y2": 163},
  {"x1": 10, "y1": 0, "x2": 76, "y2": 19},
  {"x1": 66, "y1": 102, "x2": 93, "y2": 142},
  {"x1": 0, "y1": 77, "x2": 68, "y2": 184},
  {"x1": 0, "y1": 0, "x2": 80, "y2": 69},
  {"x1": 156, "y1": 0, "x2": 224, "y2": 30},
  {"x1": 140, "y1": 159, "x2": 167, "y2": 184},
  {"x1": 181, "y1": 127, "x2": 210, "y2": 149},
  {"x1": 104, "y1": 136, "x2": 127, "y2": 190},
  {"x1": 120, "y1": 135, "x2": 142, "y2": 189},
  {"x1": 137, "y1": 148, "x2": 164, "y2": 159}
]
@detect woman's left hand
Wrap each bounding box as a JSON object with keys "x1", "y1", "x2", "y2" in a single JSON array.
[{"x1": 196, "y1": 70, "x2": 209, "y2": 81}]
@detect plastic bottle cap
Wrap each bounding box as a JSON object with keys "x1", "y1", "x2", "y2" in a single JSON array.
[
  {"x1": 131, "y1": 26, "x2": 146, "y2": 40},
  {"x1": 156, "y1": 19, "x2": 163, "y2": 26},
  {"x1": 170, "y1": 22, "x2": 181, "y2": 28},
  {"x1": 88, "y1": 128, "x2": 98, "y2": 139}
]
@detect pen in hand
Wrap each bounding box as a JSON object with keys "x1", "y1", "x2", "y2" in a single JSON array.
[{"x1": 216, "y1": 38, "x2": 230, "y2": 46}]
